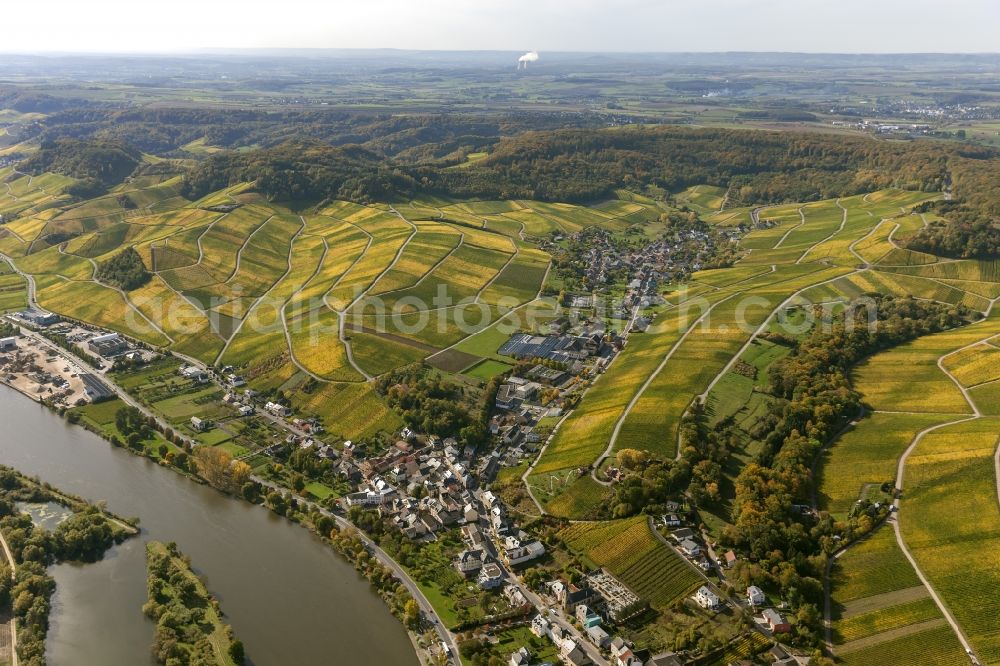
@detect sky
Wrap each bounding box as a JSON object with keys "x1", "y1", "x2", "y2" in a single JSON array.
[{"x1": 5, "y1": 0, "x2": 998, "y2": 54}]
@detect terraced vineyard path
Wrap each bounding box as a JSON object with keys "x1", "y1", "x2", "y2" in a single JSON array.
[
  {"x1": 223, "y1": 213, "x2": 274, "y2": 283},
  {"x1": 886, "y1": 296, "x2": 1000, "y2": 665},
  {"x1": 596, "y1": 294, "x2": 738, "y2": 479},
  {"x1": 193, "y1": 208, "x2": 233, "y2": 266},
  {"x1": 772, "y1": 207, "x2": 805, "y2": 248},
  {"x1": 797, "y1": 198, "x2": 849, "y2": 264},
  {"x1": 371, "y1": 231, "x2": 465, "y2": 297},
  {"x1": 334, "y1": 205, "x2": 419, "y2": 380},
  {"x1": 215, "y1": 215, "x2": 306, "y2": 364}
]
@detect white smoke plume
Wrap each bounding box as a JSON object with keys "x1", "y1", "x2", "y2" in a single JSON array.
[{"x1": 517, "y1": 51, "x2": 539, "y2": 69}]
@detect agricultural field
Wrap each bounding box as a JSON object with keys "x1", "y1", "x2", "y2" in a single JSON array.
[
  {"x1": 3, "y1": 154, "x2": 1000, "y2": 666},
  {"x1": 821, "y1": 281, "x2": 1000, "y2": 664},
  {"x1": 815, "y1": 412, "x2": 955, "y2": 520},
  {"x1": 462, "y1": 358, "x2": 514, "y2": 381},
  {"x1": 675, "y1": 184, "x2": 726, "y2": 214},
  {"x1": 528, "y1": 189, "x2": 964, "y2": 519},
  {"x1": 0, "y1": 259, "x2": 26, "y2": 312},
  {"x1": 941, "y1": 342, "x2": 1000, "y2": 387},
  {"x1": 828, "y1": 527, "x2": 967, "y2": 666},
  {"x1": 852, "y1": 307, "x2": 1000, "y2": 414},
  {"x1": 898, "y1": 417, "x2": 1000, "y2": 664},
  {"x1": 558, "y1": 517, "x2": 702, "y2": 610}
]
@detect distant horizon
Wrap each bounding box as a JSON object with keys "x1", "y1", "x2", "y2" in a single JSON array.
[
  {"x1": 3, "y1": 48, "x2": 999, "y2": 58},
  {"x1": 4, "y1": 0, "x2": 998, "y2": 55}
]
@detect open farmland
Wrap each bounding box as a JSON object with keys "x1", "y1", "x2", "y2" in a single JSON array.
[
  {"x1": 528, "y1": 189, "x2": 968, "y2": 519},
  {"x1": 0, "y1": 259, "x2": 27, "y2": 312},
  {"x1": 852, "y1": 305, "x2": 1000, "y2": 414},
  {"x1": 821, "y1": 284, "x2": 1000, "y2": 664},
  {"x1": 828, "y1": 528, "x2": 966, "y2": 665},
  {"x1": 815, "y1": 412, "x2": 955, "y2": 519},
  {"x1": 897, "y1": 417, "x2": 1000, "y2": 664}
]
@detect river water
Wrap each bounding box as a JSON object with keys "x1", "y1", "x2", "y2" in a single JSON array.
[{"x1": 0, "y1": 386, "x2": 418, "y2": 666}]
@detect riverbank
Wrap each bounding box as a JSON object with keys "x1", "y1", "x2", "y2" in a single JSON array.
[
  {"x1": 0, "y1": 464, "x2": 140, "y2": 665},
  {"x1": 0, "y1": 382, "x2": 424, "y2": 666},
  {"x1": 3, "y1": 319, "x2": 456, "y2": 664},
  {"x1": 145, "y1": 540, "x2": 243, "y2": 666}
]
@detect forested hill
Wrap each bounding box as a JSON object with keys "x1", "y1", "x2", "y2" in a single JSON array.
[
  {"x1": 441, "y1": 126, "x2": 966, "y2": 202},
  {"x1": 185, "y1": 126, "x2": 991, "y2": 205},
  {"x1": 180, "y1": 140, "x2": 421, "y2": 203},
  {"x1": 177, "y1": 126, "x2": 1000, "y2": 257},
  {"x1": 35, "y1": 107, "x2": 610, "y2": 160},
  {"x1": 20, "y1": 137, "x2": 142, "y2": 187}
]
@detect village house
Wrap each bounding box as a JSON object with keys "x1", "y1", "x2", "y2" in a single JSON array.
[
  {"x1": 478, "y1": 562, "x2": 504, "y2": 590},
  {"x1": 502, "y1": 533, "x2": 546, "y2": 567},
  {"x1": 344, "y1": 491, "x2": 385, "y2": 508},
  {"x1": 678, "y1": 538, "x2": 701, "y2": 558},
  {"x1": 503, "y1": 584, "x2": 527, "y2": 607},
  {"x1": 694, "y1": 586, "x2": 721, "y2": 610},
  {"x1": 671, "y1": 527, "x2": 694, "y2": 541},
  {"x1": 180, "y1": 365, "x2": 208, "y2": 382},
  {"x1": 610, "y1": 637, "x2": 643, "y2": 666},
  {"x1": 586, "y1": 625, "x2": 610, "y2": 649},
  {"x1": 264, "y1": 401, "x2": 291, "y2": 417},
  {"x1": 461, "y1": 523, "x2": 485, "y2": 549},
  {"x1": 747, "y1": 585, "x2": 766, "y2": 607},
  {"x1": 549, "y1": 579, "x2": 596, "y2": 613},
  {"x1": 509, "y1": 646, "x2": 531, "y2": 666},
  {"x1": 530, "y1": 613, "x2": 550, "y2": 638},
  {"x1": 576, "y1": 604, "x2": 603, "y2": 628},
  {"x1": 561, "y1": 639, "x2": 591, "y2": 666},
  {"x1": 190, "y1": 416, "x2": 212, "y2": 432},
  {"x1": 454, "y1": 549, "x2": 484, "y2": 578},
  {"x1": 645, "y1": 653, "x2": 683, "y2": 666},
  {"x1": 763, "y1": 608, "x2": 791, "y2": 634}
]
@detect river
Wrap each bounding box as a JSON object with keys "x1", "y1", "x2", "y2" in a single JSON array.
[{"x1": 0, "y1": 386, "x2": 418, "y2": 666}]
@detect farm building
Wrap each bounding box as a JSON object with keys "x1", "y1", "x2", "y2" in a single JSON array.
[
  {"x1": 0, "y1": 337, "x2": 16, "y2": 352},
  {"x1": 525, "y1": 364, "x2": 571, "y2": 386},
  {"x1": 497, "y1": 332, "x2": 591, "y2": 364}
]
